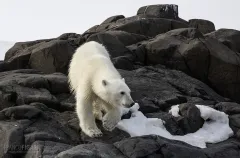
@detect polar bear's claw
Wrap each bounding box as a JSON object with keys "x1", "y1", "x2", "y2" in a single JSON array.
[
  {"x1": 103, "y1": 117, "x2": 119, "y2": 131},
  {"x1": 103, "y1": 121, "x2": 115, "y2": 131},
  {"x1": 82, "y1": 127, "x2": 103, "y2": 137}
]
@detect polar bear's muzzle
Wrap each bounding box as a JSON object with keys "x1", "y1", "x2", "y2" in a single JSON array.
[
  {"x1": 124, "y1": 101, "x2": 135, "y2": 108},
  {"x1": 129, "y1": 102, "x2": 135, "y2": 107}
]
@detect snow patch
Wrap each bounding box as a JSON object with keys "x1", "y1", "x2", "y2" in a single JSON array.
[
  {"x1": 169, "y1": 104, "x2": 180, "y2": 117},
  {"x1": 117, "y1": 103, "x2": 233, "y2": 148}
]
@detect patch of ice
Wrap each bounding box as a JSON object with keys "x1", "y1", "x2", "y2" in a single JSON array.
[{"x1": 117, "y1": 103, "x2": 233, "y2": 148}]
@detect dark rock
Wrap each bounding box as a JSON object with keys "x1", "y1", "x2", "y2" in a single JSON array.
[
  {"x1": 112, "y1": 56, "x2": 135, "y2": 70},
  {"x1": 4, "y1": 34, "x2": 85, "y2": 74},
  {"x1": 115, "y1": 136, "x2": 240, "y2": 158},
  {"x1": 127, "y1": 41, "x2": 148, "y2": 64},
  {"x1": 137, "y1": 4, "x2": 179, "y2": 19},
  {"x1": 57, "y1": 142, "x2": 125, "y2": 158},
  {"x1": 130, "y1": 28, "x2": 240, "y2": 103},
  {"x1": 121, "y1": 111, "x2": 132, "y2": 119},
  {"x1": 0, "y1": 106, "x2": 81, "y2": 157},
  {"x1": 189, "y1": 19, "x2": 215, "y2": 34},
  {"x1": 120, "y1": 66, "x2": 225, "y2": 109},
  {"x1": 178, "y1": 103, "x2": 204, "y2": 133},
  {"x1": 0, "y1": 105, "x2": 42, "y2": 120},
  {"x1": 1, "y1": 106, "x2": 80, "y2": 146},
  {"x1": 215, "y1": 102, "x2": 240, "y2": 115},
  {"x1": 0, "y1": 121, "x2": 25, "y2": 157},
  {"x1": 25, "y1": 141, "x2": 72, "y2": 158},
  {"x1": 114, "y1": 18, "x2": 188, "y2": 37},
  {"x1": 80, "y1": 124, "x2": 130, "y2": 144},
  {"x1": 146, "y1": 111, "x2": 185, "y2": 135},
  {"x1": 114, "y1": 135, "x2": 207, "y2": 158},
  {"x1": 4, "y1": 39, "x2": 54, "y2": 71},
  {"x1": 0, "y1": 61, "x2": 7, "y2": 72},
  {"x1": 100, "y1": 30, "x2": 148, "y2": 46},
  {"x1": 205, "y1": 28, "x2": 240, "y2": 53},
  {"x1": 55, "y1": 93, "x2": 75, "y2": 111},
  {"x1": 28, "y1": 40, "x2": 76, "y2": 74},
  {"x1": 187, "y1": 97, "x2": 217, "y2": 106},
  {"x1": 83, "y1": 15, "x2": 188, "y2": 39},
  {"x1": 87, "y1": 30, "x2": 148, "y2": 69},
  {"x1": 57, "y1": 33, "x2": 82, "y2": 40},
  {"x1": 237, "y1": 130, "x2": 240, "y2": 140},
  {"x1": 203, "y1": 139, "x2": 240, "y2": 158},
  {"x1": 144, "y1": 28, "x2": 209, "y2": 82},
  {"x1": 229, "y1": 114, "x2": 240, "y2": 134},
  {"x1": 166, "y1": 27, "x2": 204, "y2": 38},
  {"x1": 0, "y1": 69, "x2": 71, "y2": 111},
  {"x1": 87, "y1": 31, "x2": 132, "y2": 58},
  {"x1": 16, "y1": 87, "x2": 59, "y2": 107},
  {"x1": 44, "y1": 73, "x2": 70, "y2": 94},
  {"x1": 138, "y1": 97, "x2": 161, "y2": 113},
  {"x1": 204, "y1": 37, "x2": 240, "y2": 103},
  {"x1": 101, "y1": 15, "x2": 125, "y2": 24}
]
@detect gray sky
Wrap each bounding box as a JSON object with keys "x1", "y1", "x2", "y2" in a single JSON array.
[{"x1": 0, "y1": 0, "x2": 239, "y2": 42}]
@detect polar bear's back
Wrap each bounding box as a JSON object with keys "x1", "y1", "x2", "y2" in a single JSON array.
[
  {"x1": 68, "y1": 41, "x2": 113, "y2": 92},
  {"x1": 74, "y1": 41, "x2": 110, "y2": 60}
]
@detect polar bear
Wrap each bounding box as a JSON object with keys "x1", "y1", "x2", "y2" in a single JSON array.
[{"x1": 68, "y1": 41, "x2": 135, "y2": 137}]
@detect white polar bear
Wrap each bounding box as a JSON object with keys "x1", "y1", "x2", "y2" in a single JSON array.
[{"x1": 68, "y1": 41, "x2": 135, "y2": 137}]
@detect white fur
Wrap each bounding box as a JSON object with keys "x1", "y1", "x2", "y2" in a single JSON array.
[{"x1": 68, "y1": 41, "x2": 134, "y2": 137}]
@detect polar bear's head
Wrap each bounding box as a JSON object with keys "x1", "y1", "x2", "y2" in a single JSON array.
[{"x1": 101, "y1": 78, "x2": 134, "y2": 108}]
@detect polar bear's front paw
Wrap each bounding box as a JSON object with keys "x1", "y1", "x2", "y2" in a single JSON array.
[
  {"x1": 102, "y1": 116, "x2": 120, "y2": 131},
  {"x1": 82, "y1": 127, "x2": 103, "y2": 137}
]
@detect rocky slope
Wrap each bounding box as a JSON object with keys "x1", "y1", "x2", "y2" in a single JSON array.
[{"x1": 0, "y1": 4, "x2": 240, "y2": 158}]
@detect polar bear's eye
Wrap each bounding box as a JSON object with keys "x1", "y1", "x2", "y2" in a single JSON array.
[{"x1": 120, "y1": 91, "x2": 125, "y2": 95}]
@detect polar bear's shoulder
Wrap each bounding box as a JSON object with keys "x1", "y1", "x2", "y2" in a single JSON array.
[{"x1": 74, "y1": 41, "x2": 110, "y2": 59}]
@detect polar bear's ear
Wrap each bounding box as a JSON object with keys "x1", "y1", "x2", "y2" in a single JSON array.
[
  {"x1": 122, "y1": 78, "x2": 125, "y2": 82},
  {"x1": 102, "y1": 80, "x2": 108, "y2": 86}
]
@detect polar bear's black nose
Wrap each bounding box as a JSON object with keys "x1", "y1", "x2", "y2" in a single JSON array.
[{"x1": 129, "y1": 102, "x2": 135, "y2": 107}]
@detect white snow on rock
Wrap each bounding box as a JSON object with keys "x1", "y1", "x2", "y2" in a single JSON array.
[
  {"x1": 117, "y1": 103, "x2": 233, "y2": 148},
  {"x1": 169, "y1": 104, "x2": 180, "y2": 117}
]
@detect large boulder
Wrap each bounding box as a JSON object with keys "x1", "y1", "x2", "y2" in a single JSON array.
[
  {"x1": 25, "y1": 141, "x2": 73, "y2": 158},
  {"x1": 4, "y1": 33, "x2": 85, "y2": 74},
  {"x1": 114, "y1": 18, "x2": 188, "y2": 37},
  {"x1": 28, "y1": 39, "x2": 76, "y2": 74},
  {"x1": 4, "y1": 39, "x2": 52, "y2": 70},
  {"x1": 120, "y1": 66, "x2": 225, "y2": 113},
  {"x1": 189, "y1": 19, "x2": 215, "y2": 34},
  {"x1": 129, "y1": 28, "x2": 240, "y2": 103},
  {"x1": 0, "y1": 69, "x2": 70, "y2": 111},
  {"x1": 137, "y1": 4, "x2": 179, "y2": 19},
  {"x1": 101, "y1": 15, "x2": 125, "y2": 24},
  {"x1": 83, "y1": 15, "x2": 189, "y2": 39},
  {"x1": 57, "y1": 142, "x2": 124, "y2": 158},
  {"x1": 205, "y1": 29, "x2": 240, "y2": 53},
  {"x1": 114, "y1": 135, "x2": 240, "y2": 158}
]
